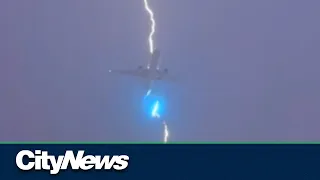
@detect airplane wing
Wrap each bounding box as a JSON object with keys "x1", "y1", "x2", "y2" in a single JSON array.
[{"x1": 108, "y1": 69, "x2": 148, "y2": 78}]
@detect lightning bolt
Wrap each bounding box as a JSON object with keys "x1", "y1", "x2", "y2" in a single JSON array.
[
  {"x1": 143, "y1": 0, "x2": 156, "y2": 54},
  {"x1": 144, "y1": 1, "x2": 169, "y2": 143},
  {"x1": 152, "y1": 101, "x2": 160, "y2": 118},
  {"x1": 151, "y1": 101, "x2": 170, "y2": 143},
  {"x1": 163, "y1": 121, "x2": 169, "y2": 143}
]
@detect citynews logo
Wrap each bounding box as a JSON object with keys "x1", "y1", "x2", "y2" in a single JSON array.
[{"x1": 16, "y1": 150, "x2": 129, "y2": 175}]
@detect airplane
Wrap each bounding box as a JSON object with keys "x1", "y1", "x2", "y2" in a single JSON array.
[{"x1": 108, "y1": 49, "x2": 171, "y2": 95}]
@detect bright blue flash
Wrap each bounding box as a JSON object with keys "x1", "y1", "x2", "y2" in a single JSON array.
[
  {"x1": 151, "y1": 101, "x2": 160, "y2": 118},
  {"x1": 143, "y1": 94, "x2": 164, "y2": 119}
]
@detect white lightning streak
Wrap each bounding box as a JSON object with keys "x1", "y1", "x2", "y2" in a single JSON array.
[
  {"x1": 151, "y1": 101, "x2": 169, "y2": 143},
  {"x1": 143, "y1": 0, "x2": 169, "y2": 143},
  {"x1": 143, "y1": 0, "x2": 156, "y2": 54},
  {"x1": 163, "y1": 121, "x2": 169, "y2": 143}
]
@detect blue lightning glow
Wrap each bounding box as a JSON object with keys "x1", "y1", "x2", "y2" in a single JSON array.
[
  {"x1": 142, "y1": 87, "x2": 168, "y2": 142},
  {"x1": 149, "y1": 99, "x2": 168, "y2": 142},
  {"x1": 143, "y1": 94, "x2": 164, "y2": 118},
  {"x1": 151, "y1": 100, "x2": 160, "y2": 118}
]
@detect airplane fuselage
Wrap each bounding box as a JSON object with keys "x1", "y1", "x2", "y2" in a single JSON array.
[
  {"x1": 142, "y1": 49, "x2": 165, "y2": 80},
  {"x1": 108, "y1": 48, "x2": 169, "y2": 93}
]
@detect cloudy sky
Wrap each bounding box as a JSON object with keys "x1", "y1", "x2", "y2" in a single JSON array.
[{"x1": 1, "y1": 0, "x2": 319, "y2": 141}]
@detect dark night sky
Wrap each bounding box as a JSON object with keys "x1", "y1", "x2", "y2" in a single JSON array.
[{"x1": 1, "y1": 1, "x2": 320, "y2": 141}]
